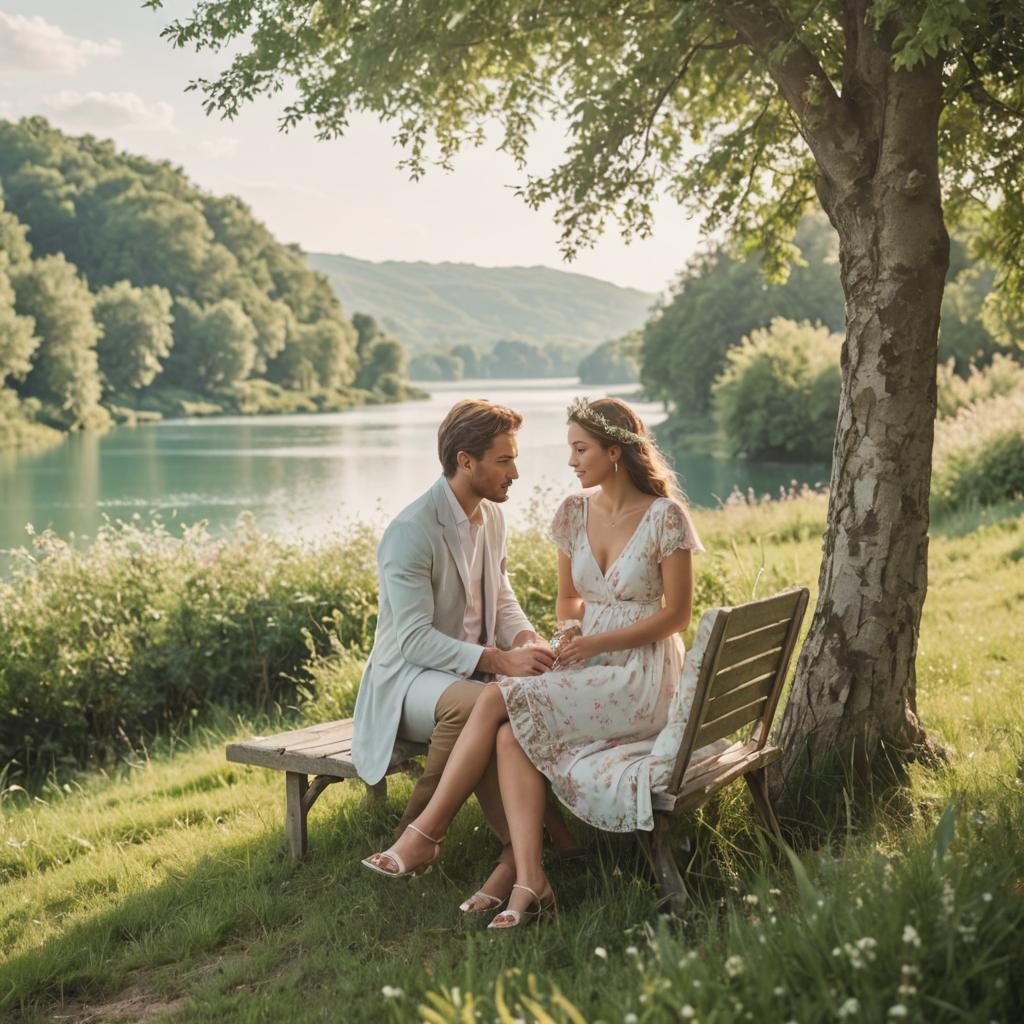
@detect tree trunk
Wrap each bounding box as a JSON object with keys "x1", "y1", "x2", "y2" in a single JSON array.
[{"x1": 774, "y1": 49, "x2": 949, "y2": 789}]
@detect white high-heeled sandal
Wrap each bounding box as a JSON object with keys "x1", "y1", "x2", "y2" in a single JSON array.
[
  {"x1": 487, "y1": 883, "x2": 556, "y2": 929},
  {"x1": 459, "y1": 890, "x2": 507, "y2": 915},
  {"x1": 361, "y1": 824, "x2": 445, "y2": 878}
]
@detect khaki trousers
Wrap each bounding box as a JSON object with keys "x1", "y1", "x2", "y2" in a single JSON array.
[{"x1": 394, "y1": 680, "x2": 510, "y2": 844}]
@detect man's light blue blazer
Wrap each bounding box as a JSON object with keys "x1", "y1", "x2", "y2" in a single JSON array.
[{"x1": 352, "y1": 476, "x2": 534, "y2": 785}]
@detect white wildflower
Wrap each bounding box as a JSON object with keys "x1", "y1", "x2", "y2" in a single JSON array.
[
  {"x1": 773, "y1": 986, "x2": 785, "y2": 997},
  {"x1": 725, "y1": 954, "x2": 745, "y2": 978},
  {"x1": 625, "y1": 945, "x2": 639, "y2": 957},
  {"x1": 769, "y1": 887, "x2": 782, "y2": 896},
  {"x1": 624, "y1": 1014, "x2": 639, "y2": 1024},
  {"x1": 744, "y1": 894, "x2": 759, "y2": 906},
  {"x1": 680, "y1": 1007, "x2": 695, "y2": 1020},
  {"x1": 381, "y1": 985, "x2": 403, "y2": 999},
  {"x1": 940, "y1": 881, "x2": 955, "y2": 916},
  {"x1": 902, "y1": 924, "x2": 921, "y2": 948},
  {"x1": 838, "y1": 997, "x2": 860, "y2": 1018},
  {"x1": 982, "y1": 892, "x2": 993, "y2": 902},
  {"x1": 594, "y1": 947, "x2": 608, "y2": 959},
  {"x1": 888, "y1": 1005, "x2": 908, "y2": 1019}
]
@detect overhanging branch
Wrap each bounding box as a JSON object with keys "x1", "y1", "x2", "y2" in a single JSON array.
[{"x1": 717, "y1": 1, "x2": 861, "y2": 182}]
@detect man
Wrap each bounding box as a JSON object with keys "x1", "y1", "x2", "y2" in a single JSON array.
[{"x1": 352, "y1": 399, "x2": 573, "y2": 865}]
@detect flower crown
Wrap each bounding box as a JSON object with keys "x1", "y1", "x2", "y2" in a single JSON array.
[{"x1": 567, "y1": 397, "x2": 644, "y2": 446}]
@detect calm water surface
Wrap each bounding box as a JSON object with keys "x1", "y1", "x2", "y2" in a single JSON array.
[{"x1": 0, "y1": 379, "x2": 826, "y2": 566}]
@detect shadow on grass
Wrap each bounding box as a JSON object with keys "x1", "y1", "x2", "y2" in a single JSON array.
[{"x1": 0, "y1": 783, "x2": 709, "y2": 1024}]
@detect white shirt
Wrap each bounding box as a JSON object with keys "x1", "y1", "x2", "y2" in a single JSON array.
[{"x1": 442, "y1": 478, "x2": 486, "y2": 644}]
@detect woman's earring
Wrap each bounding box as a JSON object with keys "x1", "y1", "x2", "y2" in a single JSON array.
[{"x1": 614, "y1": 461, "x2": 619, "y2": 474}]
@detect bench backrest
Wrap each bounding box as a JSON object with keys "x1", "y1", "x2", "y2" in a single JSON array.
[{"x1": 665, "y1": 587, "x2": 809, "y2": 793}]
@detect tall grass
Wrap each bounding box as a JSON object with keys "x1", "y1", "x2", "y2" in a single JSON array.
[{"x1": 1, "y1": 494, "x2": 1022, "y2": 1022}]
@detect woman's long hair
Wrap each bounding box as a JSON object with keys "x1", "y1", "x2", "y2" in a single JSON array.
[{"x1": 568, "y1": 398, "x2": 688, "y2": 505}]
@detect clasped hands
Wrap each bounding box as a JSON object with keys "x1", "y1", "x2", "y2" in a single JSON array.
[{"x1": 498, "y1": 622, "x2": 602, "y2": 676}]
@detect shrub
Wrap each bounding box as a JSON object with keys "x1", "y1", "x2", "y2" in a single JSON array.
[
  {"x1": 0, "y1": 498, "x2": 762, "y2": 783},
  {"x1": 712, "y1": 317, "x2": 841, "y2": 461},
  {"x1": 936, "y1": 352, "x2": 1024, "y2": 419},
  {"x1": 932, "y1": 390, "x2": 1024, "y2": 514},
  {"x1": 0, "y1": 516, "x2": 379, "y2": 780}
]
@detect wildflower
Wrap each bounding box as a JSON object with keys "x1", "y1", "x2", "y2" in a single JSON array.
[
  {"x1": 744, "y1": 894, "x2": 759, "y2": 906},
  {"x1": 888, "y1": 1005, "x2": 908, "y2": 1019},
  {"x1": 381, "y1": 985, "x2": 403, "y2": 999},
  {"x1": 624, "y1": 1014, "x2": 638, "y2": 1024},
  {"x1": 773, "y1": 986, "x2": 785, "y2": 997},
  {"x1": 625, "y1": 945, "x2": 639, "y2": 957},
  {"x1": 769, "y1": 887, "x2": 782, "y2": 897},
  {"x1": 838, "y1": 997, "x2": 860, "y2": 1018},
  {"x1": 680, "y1": 1007, "x2": 696, "y2": 1020},
  {"x1": 902, "y1": 925, "x2": 921, "y2": 948},
  {"x1": 594, "y1": 947, "x2": 608, "y2": 960},
  {"x1": 725, "y1": 955, "x2": 745, "y2": 978},
  {"x1": 982, "y1": 892, "x2": 993, "y2": 902},
  {"x1": 940, "y1": 881, "x2": 955, "y2": 916}
]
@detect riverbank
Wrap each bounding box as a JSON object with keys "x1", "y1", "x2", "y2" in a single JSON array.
[
  {"x1": 1, "y1": 494, "x2": 1022, "y2": 1022},
  {"x1": 0, "y1": 378, "x2": 430, "y2": 454}
]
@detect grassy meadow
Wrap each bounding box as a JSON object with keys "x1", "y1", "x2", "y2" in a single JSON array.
[{"x1": 1, "y1": 493, "x2": 1023, "y2": 1023}]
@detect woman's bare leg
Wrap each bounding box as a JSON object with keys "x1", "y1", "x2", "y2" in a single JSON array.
[
  {"x1": 490, "y1": 723, "x2": 551, "y2": 924},
  {"x1": 366, "y1": 683, "x2": 509, "y2": 871}
]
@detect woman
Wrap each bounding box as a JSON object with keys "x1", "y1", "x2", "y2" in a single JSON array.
[{"x1": 362, "y1": 397, "x2": 703, "y2": 927}]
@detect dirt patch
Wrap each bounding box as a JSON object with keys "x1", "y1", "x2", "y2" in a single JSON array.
[{"x1": 51, "y1": 979, "x2": 187, "y2": 1024}]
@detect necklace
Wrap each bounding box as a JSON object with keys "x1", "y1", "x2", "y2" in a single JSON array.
[{"x1": 598, "y1": 503, "x2": 644, "y2": 528}]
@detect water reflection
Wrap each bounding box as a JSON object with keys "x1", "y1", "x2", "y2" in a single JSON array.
[{"x1": 0, "y1": 379, "x2": 827, "y2": 569}]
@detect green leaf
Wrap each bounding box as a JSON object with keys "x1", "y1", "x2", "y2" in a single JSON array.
[{"x1": 934, "y1": 800, "x2": 957, "y2": 866}]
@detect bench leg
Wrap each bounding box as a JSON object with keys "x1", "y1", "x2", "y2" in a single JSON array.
[
  {"x1": 285, "y1": 771, "x2": 309, "y2": 859},
  {"x1": 365, "y1": 778, "x2": 387, "y2": 806},
  {"x1": 638, "y1": 815, "x2": 689, "y2": 916},
  {"x1": 745, "y1": 767, "x2": 782, "y2": 839}
]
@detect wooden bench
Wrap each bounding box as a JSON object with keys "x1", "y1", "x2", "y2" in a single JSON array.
[
  {"x1": 638, "y1": 586, "x2": 809, "y2": 914},
  {"x1": 227, "y1": 587, "x2": 809, "y2": 895},
  {"x1": 226, "y1": 721, "x2": 425, "y2": 858}
]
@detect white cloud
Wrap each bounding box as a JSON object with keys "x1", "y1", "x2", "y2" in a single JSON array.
[
  {"x1": 41, "y1": 90, "x2": 177, "y2": 134},
  {"x1": 0, "y1": 13, "x2": 121, "y2": 74}
]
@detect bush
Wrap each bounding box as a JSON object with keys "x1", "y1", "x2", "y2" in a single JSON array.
[
  {"x1": 0, "y1": 501, "x2": 742, "y2": 783},
  {"x1": 932, "y1": 390, "x2": 1024, "y2": 514},
  {"x1": 936, "y1": 353, "x2": 1024, "y2": 419},
  {"x1": 712, "y1": 317, "x2": 841, "y2": 461},
  {"x1": 0, "y1": 516, "x2": 380, "y2": 780}
]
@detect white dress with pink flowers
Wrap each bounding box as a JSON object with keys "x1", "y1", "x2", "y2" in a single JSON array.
[{"x1": 498, "y1": 491, "x2": 704, "y2": 832}]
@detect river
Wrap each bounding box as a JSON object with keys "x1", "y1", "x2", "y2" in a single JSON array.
[{"x1": 0, "y1": 380, "x2": 826, "y2": 566}]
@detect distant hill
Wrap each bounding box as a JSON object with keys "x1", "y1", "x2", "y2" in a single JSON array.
[{"x1": 306, "y1": 252, "x2": 656, "y2": 353}]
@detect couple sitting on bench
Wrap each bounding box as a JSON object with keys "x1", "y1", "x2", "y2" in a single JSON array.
[{"x1": 355, "y1": 396, "x2": 708, "y2": 929}]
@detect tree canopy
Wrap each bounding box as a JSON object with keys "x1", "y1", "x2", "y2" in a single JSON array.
[
  {"x1": 148, "y1": 0, "x2": 1024, "y2": 786},
  {"x1": 150, "y1": 1, "x2": 1023, "y2": 293}
]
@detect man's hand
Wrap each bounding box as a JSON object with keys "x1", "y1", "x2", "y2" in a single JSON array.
[{"x1": 478, "y1": 643, "x2": 555, "y2": 677}]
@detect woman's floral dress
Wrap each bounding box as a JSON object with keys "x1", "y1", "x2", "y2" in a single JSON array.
[{"x1": 499, "y1": 491, "x2": 704, "y2": 832}]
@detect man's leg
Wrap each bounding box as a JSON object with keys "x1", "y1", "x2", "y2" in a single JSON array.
[{"x1": 395, "y1": 680, "x2": 510, "y2": 844}]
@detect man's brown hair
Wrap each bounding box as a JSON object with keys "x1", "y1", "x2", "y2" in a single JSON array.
[{"x1": 437, "y1": 399, "x2": 524, "y2": 476}]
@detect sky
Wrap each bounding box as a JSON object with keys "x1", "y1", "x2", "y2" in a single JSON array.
[{"x1": 0, "y1": 2, "x2": 706, "y2": 295}]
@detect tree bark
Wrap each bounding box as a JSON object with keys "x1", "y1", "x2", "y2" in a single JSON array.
[{"x1": 772, "y1": 32, "x2": 949, "y2": 788}]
